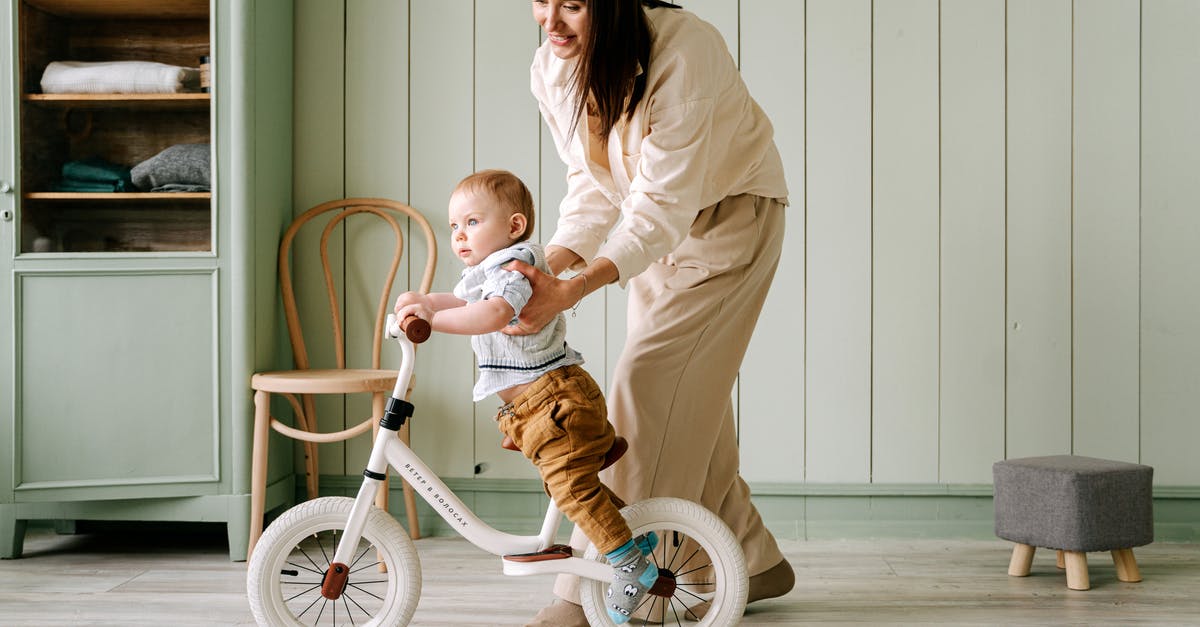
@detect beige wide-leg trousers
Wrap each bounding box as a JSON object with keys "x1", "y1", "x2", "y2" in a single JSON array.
[{"x1": 555, "y1": 193, "x2": 786, "y2": 601}]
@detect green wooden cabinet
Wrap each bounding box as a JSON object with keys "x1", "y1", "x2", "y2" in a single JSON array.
[{"x1": 0, "y1": 0, "x2": 293, "y2": 561}]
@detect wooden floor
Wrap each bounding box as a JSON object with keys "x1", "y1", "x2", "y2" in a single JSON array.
[{"x1": 2, "y1": 523, "x2": 1199, "y2": 625}]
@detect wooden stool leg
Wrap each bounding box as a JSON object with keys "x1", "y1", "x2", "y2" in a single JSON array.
[
  {"x1": 1056, "y1": 549, "x2": 1065, "y2": 569},
  {"x1": 1112, "y1": 548, "x2": 1142, "y2": 582},
  {"x1": 400, "y1": 419, "x2": 421, "y2": 539},
  {"x1": 248, "y1": 390, "x2": 271, "y2": 561},
  {"x1": 1009, "y1": 543, "x2": 1036, "y2": 576},
  {"x1": 1064, "y1": 550, "x2": 1090, "y2": 590}
]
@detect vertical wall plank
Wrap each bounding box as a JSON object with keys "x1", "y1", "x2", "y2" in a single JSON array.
[
  {"x1": 472, "y1": 2, "x2": 543, "y2": 480},
  {"x1": 939, "y1": 0, "x2": 1006, "y2": 483},
  {"x1": 740, "y1": 0, "x2": 805, "y2": 482},
  {"x1": 342, "y1": 0, "x2": 411, "y2": 475},
  {"x1": 1142, "y1": 0, "x2": 1200, "y2": 483},
  {"x1": 293, "y1": 0, "x2": 347, "y2": 476},
  {"x1": 409, "y1": 0, "x2": 476, "y2": 477},
  {"x1": 871, "y1": 0, "x2": 940, "y2": 483},
  {"x1": 293, "y1": 0, "x2": 346, "y2": 210},
  {"x1": 345, "y1": 0, "x2": 410, "y2": 200},
  {"x1": 1005, "y1": 0, "x2": 1072, "y2": 458},
  {"x1": 805, "y1": 0, "x2": 872, "y2": 483},
  {"x1": 1072, "y1": 0, "x2": 1140, "y2": 463}
]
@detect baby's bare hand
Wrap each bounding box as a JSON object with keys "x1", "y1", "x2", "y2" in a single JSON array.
[
  {"x1": 393, "y1": 291, "x2": 427, "y2": 313},
  {"x1": 397, "y1": 303, "x2": 434, "y2": 325}
]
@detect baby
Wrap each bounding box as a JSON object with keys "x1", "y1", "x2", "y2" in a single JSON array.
[{"x1": 394, "y1": 169, "x2": 657, "y2": 623}]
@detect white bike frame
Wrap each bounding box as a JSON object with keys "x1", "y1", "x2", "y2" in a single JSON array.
[{"x1": 327, "y1": 317, "x2": 611, "y2": 584}]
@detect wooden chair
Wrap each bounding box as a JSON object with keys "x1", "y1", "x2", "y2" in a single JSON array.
[{"x1": 247, "y1": 198, "x2": 437, "y2": 560}]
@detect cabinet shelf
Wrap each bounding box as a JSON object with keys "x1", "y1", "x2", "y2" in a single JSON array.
[
  {"x1": 24, "y1": 192, "x2": 211, "y2": 201},
  {"x1": 24, "y1": 93, "x2": 210, "y2": 111},
  {"x1": 25, "y1": 0, "x2": 208, "y2": 19}
]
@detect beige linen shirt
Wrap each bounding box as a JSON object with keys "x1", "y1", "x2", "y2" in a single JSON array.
[{"x1": 531, "y1": 6, "x2": 788, "y2": 286}]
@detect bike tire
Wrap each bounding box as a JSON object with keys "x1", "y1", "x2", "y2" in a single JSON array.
[
  {"x1": 246, "y1": 496, "x2": 421, "y2": 626},
  {"x1": 579, "y1": 497, "x2": 748, "y2": 626}
]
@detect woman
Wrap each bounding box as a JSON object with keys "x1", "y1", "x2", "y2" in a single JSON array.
[{"x1": 512, "y1": 1, "x2": 794, "y2": 623}]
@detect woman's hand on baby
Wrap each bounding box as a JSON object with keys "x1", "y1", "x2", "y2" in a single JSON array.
[{"x1": 502, "y1": 259, "x2": 575, "y2": 336}]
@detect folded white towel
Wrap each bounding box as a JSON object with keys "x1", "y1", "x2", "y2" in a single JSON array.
[{"x1": 40, "y1": 60, "x2": 200, "y2": 95}]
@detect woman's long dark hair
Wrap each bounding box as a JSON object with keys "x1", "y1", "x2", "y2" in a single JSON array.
[{"x1": 570, "y1": 0, "x2": 680, "y2": 139}]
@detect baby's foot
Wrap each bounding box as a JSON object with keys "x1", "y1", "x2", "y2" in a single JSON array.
[{"x1": 605, "y1": 534, "x2": 660, "y2": 624}]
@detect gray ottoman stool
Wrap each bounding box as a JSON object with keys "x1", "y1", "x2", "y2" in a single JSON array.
[{"x1": 993, "y1": 455, "x2": 1153, "y2": 590}]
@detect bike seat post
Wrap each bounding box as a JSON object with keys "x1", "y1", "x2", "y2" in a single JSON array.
[{"x1": 537, "y1": 497, "x2": 565, "y2": 549}]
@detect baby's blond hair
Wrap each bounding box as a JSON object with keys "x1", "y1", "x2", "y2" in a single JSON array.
[{"x1": 453, "y1": 169, "x2": 535, "y2": 242}]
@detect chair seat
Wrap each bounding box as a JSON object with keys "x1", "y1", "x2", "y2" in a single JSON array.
[{"x1": 251, "y1": 369, "x2": 399, "y2": 394}]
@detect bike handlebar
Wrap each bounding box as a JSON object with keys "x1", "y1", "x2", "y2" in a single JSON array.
[{"x1": 387, "y1": 313, "x2": 431, "y2": 344}]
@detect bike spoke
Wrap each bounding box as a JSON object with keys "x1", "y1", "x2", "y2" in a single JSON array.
[
  {"x1": 342, "y1": 595, "x2": 357, "y2": 626},
  {"x1": 316, "y1": 531, "x2": 333, "y2": 566},
  {"x1": 673, "y1": 563, "x2": 712, "y2": 580},
  {"x1": 284, "y1": 583, "x2": 322, "y2": 603},
  {"x1": 344, "y1": 590, "x2": 372, "y2": 618},
  {"x1": 668, "y1": 546, "x2": 704, "y2": 575},
  {"x1": 296, "y1": 594, "x2": 323, "y2": 618},
  {"x1": 349, "y1": 542, "x2": 372, "y2": 570},
  {"x1": 672, "y1": 585, "x2": 709, "y2": 604},
  {"x1": 349, "y1": 560, "x2": 383, "y2": 575},
  {"x1": 346, "y1": 582, "x2": 386, "y2": 602},
  {"x1": 314, "y1": 596, "x2": 328, "y2": 624},
  {"x1": 667, "y1": 594, "x2": 684, "y2": 626},
  {"x1": 297, "y1": 544, "x2": 326, "y2": 575},
  {"x1": 286, "y1": 558, "x2": 326, "y2": 577}
]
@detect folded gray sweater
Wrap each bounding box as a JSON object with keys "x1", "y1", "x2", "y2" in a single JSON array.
[{"x1": 131, "y1": 143, "x2": 211, "y2": 191}]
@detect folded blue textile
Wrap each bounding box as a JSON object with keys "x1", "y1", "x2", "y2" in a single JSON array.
[{"x1": 57, "y1": 157, "x2": 134, "y2": 192}]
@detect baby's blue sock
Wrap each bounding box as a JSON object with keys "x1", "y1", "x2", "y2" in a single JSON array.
[
  {"x1": 604, "y1": 534, "x2": 659, "y2": 624},
  {"x1": 635, "y1": 531, "x2": 658, "y2": 555}
]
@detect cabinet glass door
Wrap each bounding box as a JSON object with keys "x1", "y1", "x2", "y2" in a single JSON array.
[{"x1": 17, "y1": 0, "x2": 212, "y2": 253}]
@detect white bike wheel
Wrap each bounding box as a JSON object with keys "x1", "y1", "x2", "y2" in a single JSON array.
[
  {"x1": 247, "y1": 496, "x2": 421, "y2": 626},
  {"x1": 579, "y1": 497, "x2": 748, "y2": 626}
]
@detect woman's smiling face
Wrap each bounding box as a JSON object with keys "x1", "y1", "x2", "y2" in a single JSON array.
[{"x1": 533, "y1": 0, "x2": 590, "y2": 60}]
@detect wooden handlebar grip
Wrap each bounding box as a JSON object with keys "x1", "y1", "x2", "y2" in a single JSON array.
[{"x1": 400, "y1": 314, "x2": 431, "y2": 343}]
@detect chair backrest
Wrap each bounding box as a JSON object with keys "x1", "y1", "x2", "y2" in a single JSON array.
[{"x1": 278, "y1": 198, "x2": 437, "y2": 370}]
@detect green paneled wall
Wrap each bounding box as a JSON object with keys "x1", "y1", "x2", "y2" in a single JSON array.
[{"x1": 289, "y1": 0, "x2": 1200, "y2": 534}]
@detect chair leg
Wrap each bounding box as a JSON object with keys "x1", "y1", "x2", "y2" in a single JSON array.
[
  {"x1": 1112, "y1": 548, "x2": 1142, "y2": 583},
  {"x1": 1008, "y1": 543, "x2": 1035, "y2": 577},
  {"x1": 400, "y1": 420, "x2": 421, "y2": 539},
  {"x1": 248, "y1": 390, "x2": 271, "y2": 561},
  {"x1": 1056, "y1": 549, "x2": 1066, "y2": 569},
  {"x1": 371, "y1": 394, "x2": 389, "y2": 515},
  {"x1": 1064, "y1": 550, "x2": 1090, "y2": 590},
  {"x1": 300, "y1": 395, "x2": 320, "y2": 500}
]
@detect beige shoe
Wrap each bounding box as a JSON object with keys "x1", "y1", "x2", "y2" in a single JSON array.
[
  {"x1": 747, "y1": 557, "x2": 795, "y2": 603},
  {"x1": 525, "y1": 599, "x2": 588, "y2": 627}
]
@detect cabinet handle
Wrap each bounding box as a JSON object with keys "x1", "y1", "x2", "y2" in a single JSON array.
[{"x1": 0, "y1": 181, "x2": 12, "y2": 194}]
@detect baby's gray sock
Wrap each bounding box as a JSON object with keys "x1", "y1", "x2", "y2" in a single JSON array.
[{"x1": 605, "y1": 534, "x2": 659, "y2": 624}]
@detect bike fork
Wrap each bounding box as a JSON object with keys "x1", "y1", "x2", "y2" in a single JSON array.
[{"x1": 321, "y1": 395, "x2": 413, "y2": 600}]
